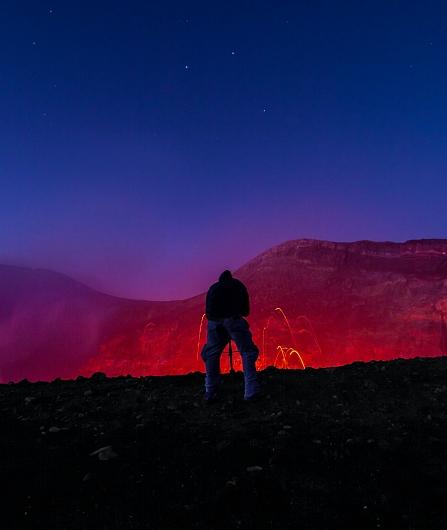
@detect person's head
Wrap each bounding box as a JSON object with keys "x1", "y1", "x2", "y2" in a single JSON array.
[{"x1": 219, "y1": 270, "x2": 232, "y2": 282}]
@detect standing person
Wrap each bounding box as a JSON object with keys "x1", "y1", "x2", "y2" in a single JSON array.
[{"x1": 201, "y1": 270, "x2": 260, "y2": 402}]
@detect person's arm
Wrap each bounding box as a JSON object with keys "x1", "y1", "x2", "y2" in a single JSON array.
[
  {"x1": 205, "y1": 287, "x2": 213, "y2": 319},
  {"x1": 239, "y1": 282, "x2": 250, "y2": 317},
  {"x1": 205, "y1": 284, "x2": 218, "y2": 319}
]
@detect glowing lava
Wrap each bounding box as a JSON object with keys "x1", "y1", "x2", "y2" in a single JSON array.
[
  {"x1": 259, "y1": 307, "x2": 319, "y2": 369},
  {"x1": 195, "y1": 306, "x2": 318, "y2": 372},
  {"x1": 274, "y1": 346, "x2": 306, "y2": 369},
  {"x1": 4, "y1": 238, "x2": 447, "y2": 382}
]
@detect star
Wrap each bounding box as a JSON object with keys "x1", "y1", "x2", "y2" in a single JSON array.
[
  {"x1": 185, "y1": 65, "x2": 189, "y2": 70},
  {"x1": 231, "y1": 50, "x2": 235, "y2": 56}
]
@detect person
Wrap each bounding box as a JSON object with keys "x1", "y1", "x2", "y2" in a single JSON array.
[{"x1": 200, "y1": 270, "x2": 260, "y2": 402}]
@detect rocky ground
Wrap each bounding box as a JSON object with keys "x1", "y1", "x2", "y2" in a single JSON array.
[{"x1": 1, "y1": 357, "x2": 447, "y2": 530}]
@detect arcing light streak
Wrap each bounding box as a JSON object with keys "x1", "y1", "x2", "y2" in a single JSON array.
[
  {"x1": 294, "y1": 315, "x2": 323, "y2": 356},
  {"x1": 274, "y1": 345, "x2": 306, "y2": 369},
  {"x1": 261, "y1": 319, "x2": 272, "y2": 369},
  {"x1": 195, "y1": 306, "x2": 318, "y2": 371},
  {"x1": 261, "y1": 307, "x2": 302, "y2": 367},
  {"x1": 261, "y1": 307, "x2": 318, "y2": 370},
  {"x1": 196, "y1": 313, "x2": 206, "y2": 361},
  {"x1": 141, "y1": 321, "x2": 156, "y2": 357},
  {"x1": 274, "y1": 307, "x2": 298, "y2": 346}
]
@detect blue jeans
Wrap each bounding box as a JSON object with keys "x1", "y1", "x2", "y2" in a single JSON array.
[{"x1": 201, "y1": 316, "x2": 259, "y2": 399}]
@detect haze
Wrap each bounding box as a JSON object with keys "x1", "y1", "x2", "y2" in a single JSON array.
[{"x1": 1, "y1": 1, "x2": 446, "y2": 300}]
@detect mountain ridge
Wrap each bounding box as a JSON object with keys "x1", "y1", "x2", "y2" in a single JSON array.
[
  {"x1": 2, "y1": 237, "x2": 447, "y2": 305},
  {"x1": 1, "y1": 237, "x2": 447, "y2": 382}
]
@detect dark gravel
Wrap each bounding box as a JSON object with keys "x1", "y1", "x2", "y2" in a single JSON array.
[{"x1": 1, "y1": 356, "x2": 447, "y2": 529}]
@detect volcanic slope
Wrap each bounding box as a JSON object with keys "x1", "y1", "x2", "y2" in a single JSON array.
[
  {"x1": 2, "y1": 356, "x2": 447, "y2": 530},
  {"x1": 1, "y1": 238, "x2": 447, "y2": 381},
  {"x1": 57, "y1": 238, "x2": 447, "y2": 376},
  {"x1": 0, "y1": 264, "x2": 166, "y2": 382}
]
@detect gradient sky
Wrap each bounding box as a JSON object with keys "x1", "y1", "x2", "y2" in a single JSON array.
[{"x1": 1, "y1": 1, "x2": 446, "y2": 300}]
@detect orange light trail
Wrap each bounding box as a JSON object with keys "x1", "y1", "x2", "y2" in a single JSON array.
[
  {"x1": 196, "y1": 313, "x2": 206, "y2": 361},
  {"x1": 262, "y1": 307, "x2": 316, "y2": 370},
  {"x1": 274, "y1": 345, "x2": 306, "y2": 369},
  {"x1": 294, "y1": 315, "x2": 323, "y2": 356},
  {"x1": 141, "y1": 321, "x2": 155, "y2": 357},
  {"x1": 274, "y1": 307, "x2": 298, "y2": 346},
  {"x1": 195, "y1": 307, "x2": 318, "y2": 371}
]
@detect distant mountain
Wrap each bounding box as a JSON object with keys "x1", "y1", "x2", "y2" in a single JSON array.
[
  {"x1": 0, "y1": 265, "x2": 104, "y2": 381},
  {"x1": 0, "y1": 265, "x2": 160, "y2": 381},
  {"x1": 1, "y1": 239, "x2": 447, "y2": 381}
]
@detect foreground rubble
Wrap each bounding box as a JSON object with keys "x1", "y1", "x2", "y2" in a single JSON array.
[{"x1": 1, "y1": 356, "x2": 447, "y2": 529}]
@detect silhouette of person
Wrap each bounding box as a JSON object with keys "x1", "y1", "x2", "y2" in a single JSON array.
[{"x1": 200, "y1": 270, "x2": 260, "y2": 402}]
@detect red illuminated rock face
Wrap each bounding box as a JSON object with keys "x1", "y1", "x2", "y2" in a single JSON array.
[
  {"x1": 239, "y1": 239, "x2": 447, "y2": 368},
  {"x1": 1, "y1": 239, "x2": 447, "y2": 381}
]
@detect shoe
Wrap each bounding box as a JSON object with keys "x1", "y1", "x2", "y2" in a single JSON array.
[
  {"x1": 244, "y1": 392, "x2": 263, "y2": 403},
  {"x1": 204, "y1": 391, "x2": 219, "y2": 404}
]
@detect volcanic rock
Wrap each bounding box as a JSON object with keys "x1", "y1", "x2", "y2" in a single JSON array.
[
  {"x1": 1, "y1": 357, "x2": 447, "y2": 529},
  {"x1": 1, "y1": 239, "x2": 447, "y2": 381}
]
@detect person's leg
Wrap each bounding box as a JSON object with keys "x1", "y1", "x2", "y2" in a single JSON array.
[
  {"x1": 200, "y1": 320, "x2": 229, "y2": 396},
  {"x1": 225, "y1": 317, "x2": 260, "y2": 399}
]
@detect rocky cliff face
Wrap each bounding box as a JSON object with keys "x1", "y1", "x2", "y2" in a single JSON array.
[
  {"x1": 1, "y1": 239, "x2": 447, "y2": 381},
  {"x1": 77, "y1": 238, "x2": 447, "y2": 377},
  {"x1": 236, "y1": 239, "x2": 447, "y2": 369}
]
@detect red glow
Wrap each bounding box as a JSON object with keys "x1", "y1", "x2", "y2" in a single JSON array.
[
  {"x1": 3, "y1": 239, "x2": 447, "y2": 382},
  {"x1": 80, "y1": 302, "x2": 446, "y2": 378}
]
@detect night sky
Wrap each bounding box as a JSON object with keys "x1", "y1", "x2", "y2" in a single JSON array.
[{"x1": 1, "y1": 1, "x2": 446, "y2": 300}]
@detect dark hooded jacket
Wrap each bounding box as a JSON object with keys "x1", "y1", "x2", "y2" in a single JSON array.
[{"x1": 205, "y1": 271, "x2": 250, "y2": 321}]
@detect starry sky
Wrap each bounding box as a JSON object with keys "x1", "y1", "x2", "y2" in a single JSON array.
[{"x1": 1, "y1": 1, "x2": 446, "y2": 300}]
